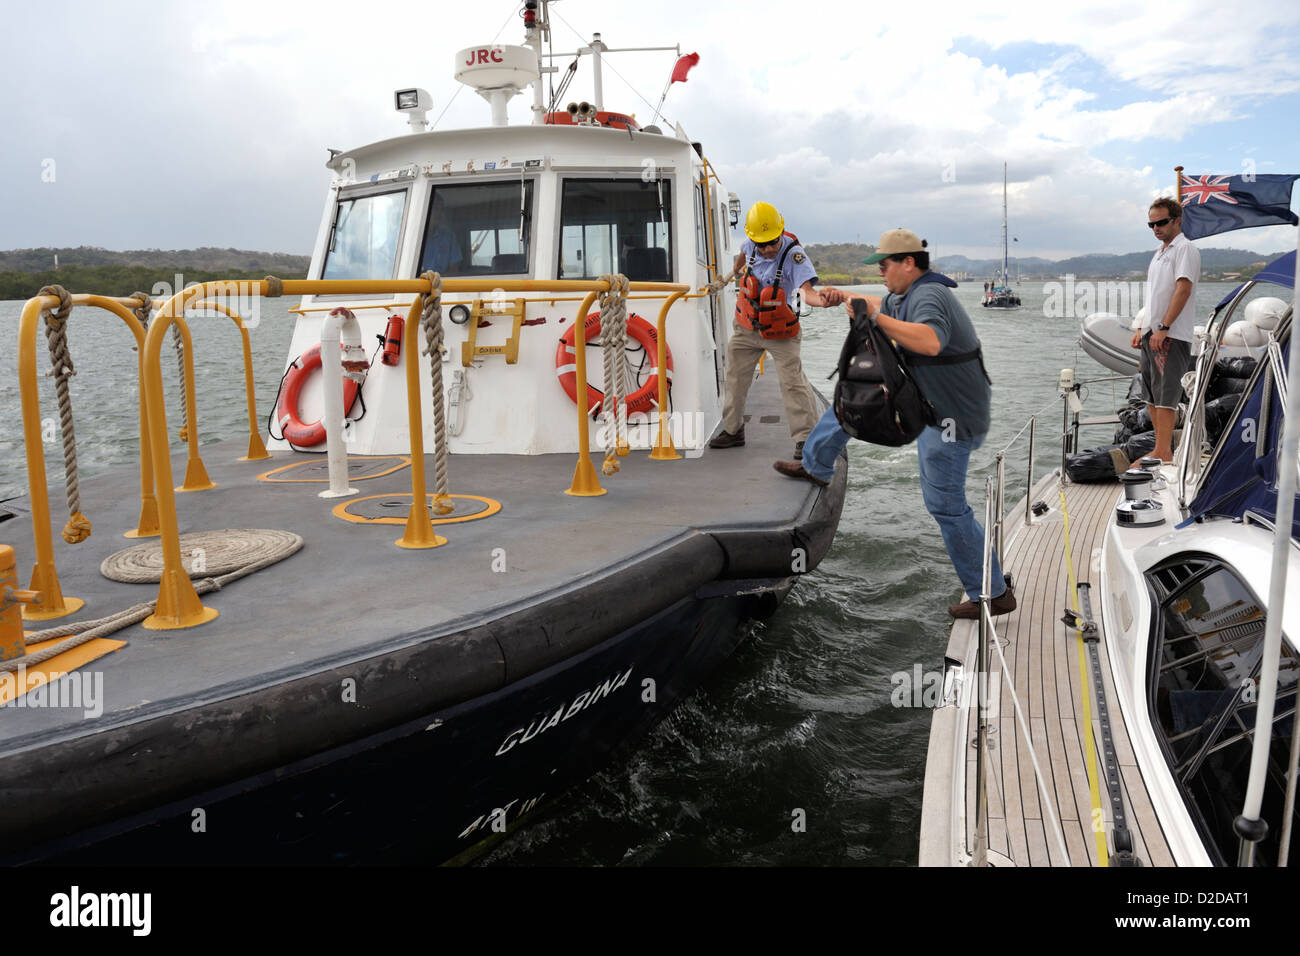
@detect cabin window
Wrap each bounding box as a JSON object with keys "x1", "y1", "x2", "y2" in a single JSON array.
[
  {"x1": 1146, "y1": 555, "x2": 1299, "y2": 864},
  {"x1": 558, "y1": 179, "x2": 672, "y2": 282},
  {"x1": 321, "y1": 187, "x2": 407, "y2": 280},
  {"x1": 694, "y1": 182, "x2": 709, "y2": 265},
  {"x1": 419, "y1": 180, "x2": 535, "y2": 276}
]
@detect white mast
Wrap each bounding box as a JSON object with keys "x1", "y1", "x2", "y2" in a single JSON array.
[{"x1": 1002, "y1": 162, "x2": 1009, "y2": 288}]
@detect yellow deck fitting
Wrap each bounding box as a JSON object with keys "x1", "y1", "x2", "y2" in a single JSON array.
[
  {"x1": 333, "y1": 493, "x2": 502, "y2": 526},
  {"x1": 21, "y1": 561, "x2": 83, "y2": 621},
  {"x1": 461, "y1": 297, "x2": 527, "y2": 366},
  {"x1": 258, "y1": 456, "x2": 411, "y2": 483},
  {"x1": 2, "y1": 545, "x2": 43, "y2": 659},
  {"x1": 0, "y1": 636, "x2": 127, "y2": 707}
]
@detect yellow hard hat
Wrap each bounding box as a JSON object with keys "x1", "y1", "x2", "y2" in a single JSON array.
[{"x1": 745, "y1": 201, "x2": 784, "y2": 244}]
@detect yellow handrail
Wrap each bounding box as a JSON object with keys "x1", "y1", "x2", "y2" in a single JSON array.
[
  {"x1": 16, "y1": 293, "x2": 165, "y2": 620},
  {"x1": 168, "y1": 314, "x2": 215, "y2": 493},
  {"x1": 138, "y1": 275, "x2": 691, "y2": 628},
  {"x1": 289, "y1": 291, "x2": 709, "y2": 314},
  {"x1": 187, "y1": 300, "x2": 270, "y2": 462},
  {"x1": 564, "y1": 290, "x2": 604, "y2": 496},
  {"x1": 649, "y1": 291, "x2": 688, "y2": 460},
  {"x1": 397, "y1": 293, "x2": 447, "y2": 549}
]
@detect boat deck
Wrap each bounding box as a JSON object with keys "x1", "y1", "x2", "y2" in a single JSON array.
[
  {"x1": 1, "y1": 371, "x2": 843, "y2": 856},
  {"x1": 920, "y1": 471, "x2": 1175, "y2": 866}
]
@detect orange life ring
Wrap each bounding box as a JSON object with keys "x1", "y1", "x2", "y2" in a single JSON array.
[
  {"x1": 555, "y1": 312, "x2": 672, "y2": 416},
  {"x1": 276, "y1": 344, "x2": 361, "y2": 447}
]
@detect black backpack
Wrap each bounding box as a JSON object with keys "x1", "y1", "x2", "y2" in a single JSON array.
[{"x1": 833, "y1": 299, "x2": 935, "y2": 446}]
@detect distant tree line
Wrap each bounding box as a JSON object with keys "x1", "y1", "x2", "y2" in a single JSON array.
[
  {"x1": 0, "y1": 246, "x2": 310, "y2": 273},
  {"x1": 0, "y1": 265, "x2": 309, "y2": 301}
]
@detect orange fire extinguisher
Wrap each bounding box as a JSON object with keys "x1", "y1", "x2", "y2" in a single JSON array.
[{"x1": 381, "y1": 315, "x2": 404, "y2": 366}]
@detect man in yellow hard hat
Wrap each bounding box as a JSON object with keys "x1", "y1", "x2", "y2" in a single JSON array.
[{"x1": 709, "y1": 201, "x2": 837, "y2": 458}]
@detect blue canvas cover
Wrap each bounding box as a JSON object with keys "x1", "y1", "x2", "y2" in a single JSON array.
[
  {"x1": 1216, "y1": 251, "x2": 1295, "y2": 310},
  {"x1": 1186, "y1": 323, "x2": 1298, "y2": 539}
]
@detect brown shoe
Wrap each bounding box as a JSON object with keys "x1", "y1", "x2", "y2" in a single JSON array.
[
  {"x1": 948, "y1": 586, "x2": 1017, "y2": 620},
  {"x1": 709, "y1": 426, "x2": 745, "y2": 449},
  {"x1": 773, "y1": 460, "x2": 829, "y2": 487}
]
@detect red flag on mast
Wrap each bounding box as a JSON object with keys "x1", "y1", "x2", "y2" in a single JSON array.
[{"x1": 671, "y1": 52, "x2": 700, "y2": 84}]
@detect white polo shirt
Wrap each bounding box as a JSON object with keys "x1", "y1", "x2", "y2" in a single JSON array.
[{"x1": 1144, "y1": 232, "x2": 1200, "y2": 342}]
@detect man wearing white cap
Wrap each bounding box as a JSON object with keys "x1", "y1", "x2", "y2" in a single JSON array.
[{"x1": 775, "y1": 228, "x2": 1015, "y2": 619}]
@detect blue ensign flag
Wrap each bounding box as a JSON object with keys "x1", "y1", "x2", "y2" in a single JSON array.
[{"x1": 1179, "y1": 173, "x2": 1299, "y2": 240}]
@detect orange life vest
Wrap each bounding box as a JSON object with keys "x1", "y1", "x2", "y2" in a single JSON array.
[{"x1": 735, "y1": 233, "x2": 802, "y2": 340}]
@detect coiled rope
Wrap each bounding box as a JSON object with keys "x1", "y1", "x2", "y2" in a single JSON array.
[
  {"x1": 129, "y1": 291, "x2": 153, "y2": 330},
  {"x1": 37, "y1": 285, "x2": 91, "y2": 545},
  {"x1": 598, "y1": 274, "x2": 631, "y2": 475},
  {"x1": 5, "y1": 529, "x2": 304, "y2": 672},
  {"x1": 419, "y1": 271, "x2": 453, "y2": 515}
]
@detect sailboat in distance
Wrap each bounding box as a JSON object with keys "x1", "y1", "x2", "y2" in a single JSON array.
[{"x1": 982, "y1": 162, "x2": 1021, "y2": 309}]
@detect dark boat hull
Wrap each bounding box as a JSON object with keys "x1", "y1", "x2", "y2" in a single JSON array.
[
  {"x1": 15, "y1": 581, "x2": 782, "y2": 864},
  {"x1": 5, "y1": 445, "x2": 845, "y2": 865}
]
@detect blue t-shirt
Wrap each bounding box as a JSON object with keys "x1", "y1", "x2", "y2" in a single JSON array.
[
  {"x1": 741, "y1": 236, "x2": 817, "y2": 292},
  {"x1": 883, "y1": 272, "x2": 990, "y2": 440}
]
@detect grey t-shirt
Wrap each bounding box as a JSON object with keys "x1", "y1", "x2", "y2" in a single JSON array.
[{"x1": 883, "y1": 276, "x2": 990, "y2": 440}]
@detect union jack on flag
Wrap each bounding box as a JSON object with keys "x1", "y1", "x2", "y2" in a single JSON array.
[
  {"x1": 1180, "y1": 174, "x2": 1238, "y2": 205},
  {"x1": 1176, "y1": 172, "x2": 1299, "y2": 240}
]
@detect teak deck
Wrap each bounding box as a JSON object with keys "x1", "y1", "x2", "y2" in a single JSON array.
[{"x1": 921, "y1": 472, "x2": 1175, "y2": 867}]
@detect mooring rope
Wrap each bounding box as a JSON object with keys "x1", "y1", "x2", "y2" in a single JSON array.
[
  {"x1": 598, "y1": 274, "x2": 631, "y2": 475},
  {"x1": 419, "y1": 271, "x2": 453, "y2": 515},
  {"x1": 6, "y1": 529, "x2": 304, "y2": 672},
  {"x1": 129, "y1": 291, "x2": 153, "y2": 331},
  {"x1": 37, "y1": 285, "x2": 91, "y2": 545},
  {"x1": 704, "y1": 270, "x2": 734, "y2": 294},
  {"x1": 170, "y1": 322, "x2": 189, "y2": 437}
]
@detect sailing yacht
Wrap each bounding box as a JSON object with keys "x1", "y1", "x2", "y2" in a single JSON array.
[{"x1": 983, "y1": 162, "x2": 1021, "y2": 309}]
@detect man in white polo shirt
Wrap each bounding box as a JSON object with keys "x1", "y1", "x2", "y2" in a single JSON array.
[{"x1": 1131, "y1": 196, "x2": 1200, "y2": 462}]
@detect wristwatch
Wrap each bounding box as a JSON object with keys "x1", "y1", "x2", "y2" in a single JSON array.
[{"x1": 1157, "y1": 323, "x2": 1171, "y2": 331}]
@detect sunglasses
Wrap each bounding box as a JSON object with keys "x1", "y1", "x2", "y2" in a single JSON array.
[
  {"x1": 1147, "y1": 216, "x2": 1174, "y2": 229},
  {"x1": 755, "y1": 237, "x2": 782, "y2": 249}
]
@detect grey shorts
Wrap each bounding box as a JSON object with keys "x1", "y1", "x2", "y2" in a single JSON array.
[{"x1": 1139, "y1": 333, "x2": 1194, "y2": 409}]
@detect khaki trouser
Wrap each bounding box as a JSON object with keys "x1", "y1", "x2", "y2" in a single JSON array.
[{"x1": 720, "y1": 323, "x2": 819, "y2": 441}]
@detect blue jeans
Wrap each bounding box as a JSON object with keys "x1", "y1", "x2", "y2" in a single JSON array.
[
  {"x1": 801, "y1": 412, "x2": 1005, "y2": 602},
  {"x1": 800, "y1": 406, "x2": 851, "y2": 482}
]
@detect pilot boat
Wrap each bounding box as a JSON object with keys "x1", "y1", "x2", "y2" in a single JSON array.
[
  {"x1": 921, "y1": 247, "x2": 1298, "y2": 866},
  {"x1": 0, "y1": 2, "x2": 845, "y2": 863}
]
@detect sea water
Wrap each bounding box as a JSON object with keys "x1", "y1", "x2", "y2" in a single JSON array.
[{"x1": 0, "y1": 280, "x2": 1269, "y2": 864}]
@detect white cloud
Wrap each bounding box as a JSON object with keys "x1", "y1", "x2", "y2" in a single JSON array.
[{"x1": 1, "y1": 0, "x2": 1296, "y2": 258}]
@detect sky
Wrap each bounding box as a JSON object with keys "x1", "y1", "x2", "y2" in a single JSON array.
[{"x1": 2, "y1": 0, "x2": 1299, "y2": 262}]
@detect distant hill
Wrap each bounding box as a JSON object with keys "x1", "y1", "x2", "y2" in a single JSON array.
[
  {"x1": 0, "y1": 246, "x2": 310, "y2": 273},
  {"x1": 802, "y1": 242, "x2": 1282, "y2": 283},
  {"x1": 803, "y1": 243, "x2": 877, "y2": 283},
  {"x1": 0, "y1": 246, "x2": 312, "y2": 300},
  {"x1": 935, "y1": 246, "x2": 1279, "y2": 280}
]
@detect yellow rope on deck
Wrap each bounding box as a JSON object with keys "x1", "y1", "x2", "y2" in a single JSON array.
[{"x1": 1058, "y1": 480, "x2": 1109, "y2": 867}]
